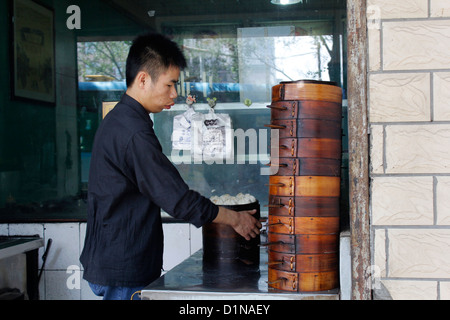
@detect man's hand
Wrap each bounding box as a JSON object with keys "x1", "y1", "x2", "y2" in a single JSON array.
[{"x1": 213, "y1": 206, "x2": 262, "y2": 241}]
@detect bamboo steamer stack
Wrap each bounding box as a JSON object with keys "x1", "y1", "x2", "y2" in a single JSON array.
[{"x1": 265, "y1": 80, "x2": 342, "y2": 292}]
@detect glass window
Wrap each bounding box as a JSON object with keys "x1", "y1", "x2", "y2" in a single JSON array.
[
  {"x1": 77, "y1": 41, "x2": 130, "y2": 184},
  {"x1": 0, "y1": 0, "x2": 347, "y2": 222},
  {"x1": 151, "y1": 2, "x2": 348, "y2": 218}
]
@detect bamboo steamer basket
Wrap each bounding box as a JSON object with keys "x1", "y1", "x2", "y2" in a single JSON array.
[
  {"x1": 268, "y1": 176, "x2": 341, "y2": 198},
  {"x1": 266, "y1": 232, "x2": 339, "y2": 254},
  {"x1": 265, "y1": 119, "x2": 341, "y2": 139},
  {"x1": 269, "y1": 100, "x2": 342, "y2": 121},
  {"x1": 269, "y1": 158, "x2": 340, "y2": 177},
  {"x1": 275, "y1": 138, "x2": 342, "y2": 160},
  {"x1": 267, "y1": 216, "x2": 340, "y2": 235},
  {"x1": 267, "y1": 195, "x2": 340, "y2": 217},
  {"x1": 267, "y1": 80, "x2": 342, "y2": 292},
  {"x1": 271, "y1": 80, "x2": 342, "y2": 103},
  {"x1": 202, "y1": 201, "x2": 260, "y2": 272},
  {"x1": 268, "y1": 250, "x2": 338, "y2": 273},
  {"x1": 268, "y1": 267, "x2": 339, "y2": 292}
]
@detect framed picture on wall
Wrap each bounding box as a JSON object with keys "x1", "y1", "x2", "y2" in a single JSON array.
[
  {"x1": 12, "y1": 0, "x2": 55, "y2": 104},
  {"x1": 102, "y1": 101, "x2": 118, "y2": 119}
]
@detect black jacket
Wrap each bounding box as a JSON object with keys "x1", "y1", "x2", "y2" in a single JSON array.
[{"x1": 80, "y1": 94, "x2": 218, "y2": 287}]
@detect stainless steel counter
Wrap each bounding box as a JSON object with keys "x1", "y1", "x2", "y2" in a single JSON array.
[
  {"x1": 0, "y1": 237, "x2": 44, "y2": 260},
  {"x1": 141, "y1": 245, "x2": 339, "y2": 300},
  {"x1": 0, "y1": 236, "x2": 44, "y2": 300}
]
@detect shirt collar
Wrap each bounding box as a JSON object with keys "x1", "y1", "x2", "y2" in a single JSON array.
[{"x1": 120, "y1": 93, "x2": 154, "y2": 124}]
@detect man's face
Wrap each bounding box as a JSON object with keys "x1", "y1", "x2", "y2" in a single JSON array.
[{"x1": 141, "y1": 66, "x2": 180, "y2": 113}]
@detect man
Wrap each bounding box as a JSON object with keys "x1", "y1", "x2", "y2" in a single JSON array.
[{"x1": 80, "y1": 33, "x2": 261, "y2": 300}]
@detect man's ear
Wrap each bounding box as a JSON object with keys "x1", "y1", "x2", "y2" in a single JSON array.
[{"x1": 135, "y1": 71, "x2": 151, "y2": 89}]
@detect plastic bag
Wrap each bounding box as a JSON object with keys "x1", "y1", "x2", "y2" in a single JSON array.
[
  {"x1": 191, "y1": 109, "x2": 233, "y2": 164},
  {"x1": 172, "y1": 107, "x2": 196, "y2": 151}
]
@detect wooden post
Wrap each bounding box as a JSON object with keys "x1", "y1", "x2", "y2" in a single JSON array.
[{"x1": 346, "y1": 0, "x2": 371, "y2": 300}]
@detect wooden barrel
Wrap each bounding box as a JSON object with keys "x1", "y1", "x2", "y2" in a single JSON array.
[
  {"x1": 267, "y1": 80, "x2": 342, "y2": 292},
  {"x1": 202, "y1": 201, "x2": 260, "y2": 273}
]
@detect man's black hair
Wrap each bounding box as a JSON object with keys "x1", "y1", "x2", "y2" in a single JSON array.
[{"x1": 126, "y1": 33, "x2": 187, "y2": 87}]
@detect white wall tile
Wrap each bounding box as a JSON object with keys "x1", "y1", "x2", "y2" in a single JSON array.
[
  {"x1": 8, "y1": 223, "x2": 44, "y2": 237},
  {"x1": 436, "y1": 177, "x2": 450, "y2": 225},
  {"x1": 369, "y1": 73, "x2": 430, "y2": 122},
  {"x1": 368, "y1": 0, "x2": 428, "y2": 19},
  {"x1": 44, "y1": 270, "x2": 81, "y2": 300},
  {"x1": 385, "y1": 124, "x2": 450, "y2": 173},
  {"x1": 440, "y1": 281, "x2": 450, "y2": 299},
  {"x1": 382, "y1": 280, "x2": 437, "y2": 300},
  {"x1": 44, "y1": 223, "x2": 80, "y2": 270},
  {"x1": 372, "y1": 177, "x2": 433, "y2": 225},
  {"x1": 368, "y1": 28, "x2": 381, "y2": 71},
  {"x1": 433, "y1": 72, "x2": 450, "y2": 121},
  {"x1": 383, "y1": 20, "x2": 450, "y2": 70},
  {"x1": 370, "y1": 125, "x2": 384, "y2": 174},
  {"x1": 374, "y1": 229, "x2": 386, "y2": 277},
  {"x1": 389, "y1": 229, "x2": 450, "y2": 278},
  {"x1": 163, "y1": 223, "x2": 191, "y2": 272},
  {"x1": 431, "y1": 0, "x2": 450, "y2": 17},
  {"x1": 79, "y1": 222, "x2": 86, "y2": 270},
  {"x1": 190, "y1": 225, "x2": 203, "y2": 254}
]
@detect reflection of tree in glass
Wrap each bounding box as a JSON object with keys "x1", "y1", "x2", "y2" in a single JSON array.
[
  {"x1": 182, "y1": 37, "x2": 239, "y2": 84},
  {"x1": 77, "y1": 41, "x2": 132, "y2": 82}
]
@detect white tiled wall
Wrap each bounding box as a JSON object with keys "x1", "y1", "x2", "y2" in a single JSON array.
[
  {"x1": 368, "y1": 0, "x2": 450, "y2": 299},
  {"x1": 0, "y1": 222, "x2": 202, "y2": 300}
]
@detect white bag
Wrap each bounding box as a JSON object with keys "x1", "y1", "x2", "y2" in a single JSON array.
[
  {"x1": 172, "y1": 107, "x2": 196, "y2": 151},
  {"x1": 191, "y1": 109, "x2": 233, "y2": 164}
]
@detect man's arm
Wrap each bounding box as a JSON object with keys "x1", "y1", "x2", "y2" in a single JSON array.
[{"x1": 213, "y1": 206, "x2": 262, "y2": 241}]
